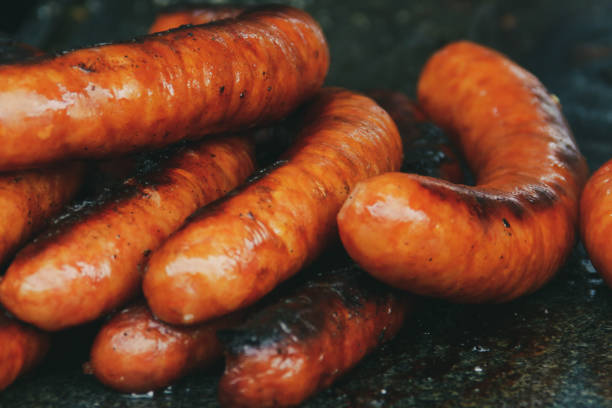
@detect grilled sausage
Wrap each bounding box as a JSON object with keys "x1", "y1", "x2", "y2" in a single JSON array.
[
  {"x1": 0, "y1": 5, "x2": 328, "y2": 170},
  {"x1": 218, "y1": 265, "x2": 409, "y2": 407},
  {"x1": 580, "y1": 159, "x2": 612, "y2": 287},
  {"x1": 143, "y1": 88, "x2": 403, "y2": 325},
  {"x1": 0, "y1": 311, "x2": 50, "y2": 391},
  {"x1": 0, "y1": 136, "x2": 255, "y2": 331},
  {"x1": 0, "y1": 42, "x2": 85, "y2": 266},
  {"x1": 90, "y1": 303, "x2": 242, "y2": 393},
  {"x1": 149, "y1": 5, "x2": 244, "y2": 33},
  {"x1": 337, "y1": 41, "x2": 588, "y2": 303}
]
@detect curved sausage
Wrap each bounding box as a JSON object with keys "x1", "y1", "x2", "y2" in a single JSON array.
[
  {"x1": 218, "y1": 265, "x2": 409, "y2": 407},
  {"x1": 580, "y1": 159, "x2": 612, "y2": 287},
  {"x1": 149, "y1": 5, "x2": 244, "y2": 33},
  {"x1": 143, "y1": 88, "x2": 403, "y2": 325},
  {"x1": 90, "y1": 303, "x2": 242, "y2": 393},
  {"x1": 0, "y1": 5, "x2": 328, "y2": 170},
  {"x1": 337, "y1": 41, "x2": 588, "y2": 303},
  {"x1": 0, "y1": 311, "x2": 50, "y2": 391},
  {"x1": 0, "y1": 135, "x2": 255, "y2": 331}
]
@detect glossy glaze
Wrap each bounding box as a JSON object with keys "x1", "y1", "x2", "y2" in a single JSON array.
[
  {"x1": 90, "y1": 303, "x2": 241, "y2": 393},
  {"x1": 580, "y1": 159, "x2": 612, "y2": 287},
  {"x1": 0, "y1": 312, "x2": 49, "y2": 391},
  {"x1": 148, "y1": 5, "x2": 244, "y2": 34},
  {"x1": 338, "y1": 41, "x2": 588, "y2": 303},
  {"x1": 218, "y1": 266, "x2": 409, "y2": 408},
  {"x1": 143, "y1": 88, "x2": 403, "y2": 325},
  {"x1": 0, "y1": 136, "x2": 255, "y2": 331},
  {"x1": 0, "y1": 5, "x2": 328, "y2": 170}
]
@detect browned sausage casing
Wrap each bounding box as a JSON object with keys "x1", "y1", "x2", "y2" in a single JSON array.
[
  {"x1": 148, "y1": 5, "x2": 245, "y2": 33},
  {"x1": 143, "y1": 88, "x2": 403, "y2": 325},
  {"x1": 0, "y1": 5, "x2": 328, "y2": 170},
  {"x1": 0, "y1": 136, "x2": 255, "y2": 331},
  {"x1": 0, "y1": 311, "x2": 50, "y2": 391},
  {"x1": 90, "y1": 303, "x2": 241, "y2": 393},
  {"x1": 218, "y1": 266, "x2": 409, "y2": 408},
  {"x1": 338, "y1": 41, "x2": 588, "y2": 303},
  {"x1": 580, "y1": 159, "x2": 612, "y2": 287}
]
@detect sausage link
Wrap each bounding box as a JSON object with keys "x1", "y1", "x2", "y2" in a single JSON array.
[
  {"x1": 0, "y1": 5, "x2": 328, "y2": 170},
  {"x1": 337, "y1": 41, "x2": 588, "y2": 303},
  {"x1": 218, "y1": 265, "x2": 409, "y2": 407},
  {"x1": 90, "y1": 303, "x2": 241, "y2": 393},
  {"x1": 0, "y1": 311, "x2": 50, "y2": 391},
  {"x1": 149, "y1": 5, "x2": 245, "y2": 33},
  {"x1": 0, "y1": 136, "x2": 255, "y2": 331},
  {"x1": 143, "y1": 88, "x2": 403, "y2": 325},
  {"x1": 580, "y1": 159, "x2": 612, "y2": 287}
]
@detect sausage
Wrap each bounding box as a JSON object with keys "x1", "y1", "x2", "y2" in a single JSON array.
[
  {"x1": 89, "y1": 303, "x2": 242, "y2": 393},
  {"x1": 217, "y1": 265, "x2": 409, "y2": 407},
  {"x1": 0, "y1": 5, "x2": 328, "y2": 170},
  {"x1": 0, "y1": 41, "x2": 85, "y2": 266},
  {"x1": 580, "y1": 160, "x2": 612, "y2": 287},
  {"x1": 0, "y1": 135, "x2": 255, "y2": 331},
  {"x1": 143, "y1": 88, "x2": 403, "y2": 325},
  {"x1": 0, "y1": 311, "x2": 50, "y2": 391},
  {"x1": 149, "y1": 5, "x2": 245, "y2": 33},
  {"x1": 337, "y1": 41, "x2": 588, "y2": 303}
]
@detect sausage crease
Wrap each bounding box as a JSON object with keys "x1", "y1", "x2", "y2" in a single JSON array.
[
  {"x1": 580, "y1": 159, "x2": 612, "y2": 288},
  {"x1": 338, "y1": 41, "x2": 588, "y2": 303},
  {"x1": 0, "y1": 136, "x2": 255, "y2": 331},
  {"x1": 143, "y1": 88, "x2": 403, "y2": 325},
  {"x1": 90, "y1": 303, "x2": 242, "y2": 393},
  {"x1": 149, "y1": 5, "x2": 245, "y2": 34},
  {"x1": 0, "y1": 5, "x2": 328, "y2": 170}
]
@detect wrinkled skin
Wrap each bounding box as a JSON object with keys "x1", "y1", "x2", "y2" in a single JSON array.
[
  {"x1": 148, "y1": 5, "x2": 245, "y2": 34},
  {"x1": 338, "y1": 41, "x2": 588, "y2": 303},
  {"x1": 143, "y1": 88, "x2": 403, "y2": 325},
  {"x1": 0, "y1": 5, "x2": 328, "y2": 170}
]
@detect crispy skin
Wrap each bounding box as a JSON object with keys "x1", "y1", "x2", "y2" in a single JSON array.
[
  {"x1": 338, "y1": 41, "x2": 588, "y2": 303},
  {"x1": 581, "y1": 160, "x2": 612, "y2": 287},
  {"x1": 149, "y1": 5, "x2": 245, "y2": 33},
  {"x1": 143, "y1": 88, "x2": 403, "y2": 325},
  {"x1": 0, "y1": 312, "x2": 49, "y2": 391},
  {"x1": 0, "y1": 136, "x2": 255, "y2": 331},
  {"x1": 0, "y1": 5, "x2": 328, "y2": 170},
  {"x1": 90, "y1": 303, "x2": 240, "y2": 393},
  {"x1": 218, "y1": 266, "x2": 409, "y2": 407}
]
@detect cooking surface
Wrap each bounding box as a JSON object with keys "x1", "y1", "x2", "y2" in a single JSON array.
[{"x1": 1, "y1": 0, "x2": 611, "y2": 407}]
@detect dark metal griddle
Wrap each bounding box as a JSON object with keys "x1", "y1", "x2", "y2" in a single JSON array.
[{"x1": 0, "y1": 0, "x2": 611, "y2": 407}]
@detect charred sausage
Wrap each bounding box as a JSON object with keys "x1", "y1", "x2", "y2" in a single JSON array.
[
  {"x1": 149, "y1": 5, "x2": 244, "y2": 33},
  {"x1": 337, "y1": 41, "x2": 588, "y2": 303},
  {"x1": 143, "y1": 88, "x2": 403, "y2": 325},
  {"x1": 0, "y1": 311, "x2": 49, "y2": 391},
  {"x1": 580, "y1": 159, "x2": 612, "y2": 287},
  {"x1": 0, "y1": 136, "x2": 255, "y2": 331},
  {"x1": 0, "y1": 5, "x2": 328, "y2": 170},
  {"x1": 90, "y1": 303, "x2": 242, "y2": 393}
]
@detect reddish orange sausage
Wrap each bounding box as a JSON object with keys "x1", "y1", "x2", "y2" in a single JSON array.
[
  {"x1": 580, "y1": 160, "x2": 612, "y2": 287},
  {"x1": 0, "y1": 136, "x2": 255, "y2": 331},
  {"x1": 338, "y1": 41, "x2": 588, "y2": 303},
  {"x1": 218, "y1": 265, "x2": 409, "y2": 407},
  {"x1": 149, "y1": 5, "x2": 244, "y2": 33},
  {"x1": 0, "y1": 5, "x2": 328, "y2": 170},
  {"x1": 0, "y1": 311, "x2": 49, "y2": 391},
  {"x1": 143, "y1": 88, "x2": 403, "y2": 325},
  {"x1": 90, "y1": 303, "x2": 241, "y2": 393}
]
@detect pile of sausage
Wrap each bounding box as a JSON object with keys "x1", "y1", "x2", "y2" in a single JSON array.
[{"x1": 0, "y1": 3, "x2": 608, "y2": 407}]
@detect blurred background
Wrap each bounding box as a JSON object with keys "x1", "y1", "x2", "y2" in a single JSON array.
[{"x1": 0, "y1": 1, "x2": 611, "y2": 407}]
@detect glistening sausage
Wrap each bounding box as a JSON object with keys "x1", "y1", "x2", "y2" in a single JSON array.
[
  {"x1": 337, "y1": 41, "x2": 588, "y2": 302},
  {"x1": 143, "y1": 88, "x2": 403, "y2": 325},
  {"x1": 0, "y1": 136, "x2": 255, "y2": 331},
  {"x1": 148, "y1": 5, "x2": 244, "y2": 33},
  {"x1": 0, "y1": 5, "x2": 328, "y2": 170},
  {"x1": 580, "y1": 159, "x2": 612, "y2": 288}
]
